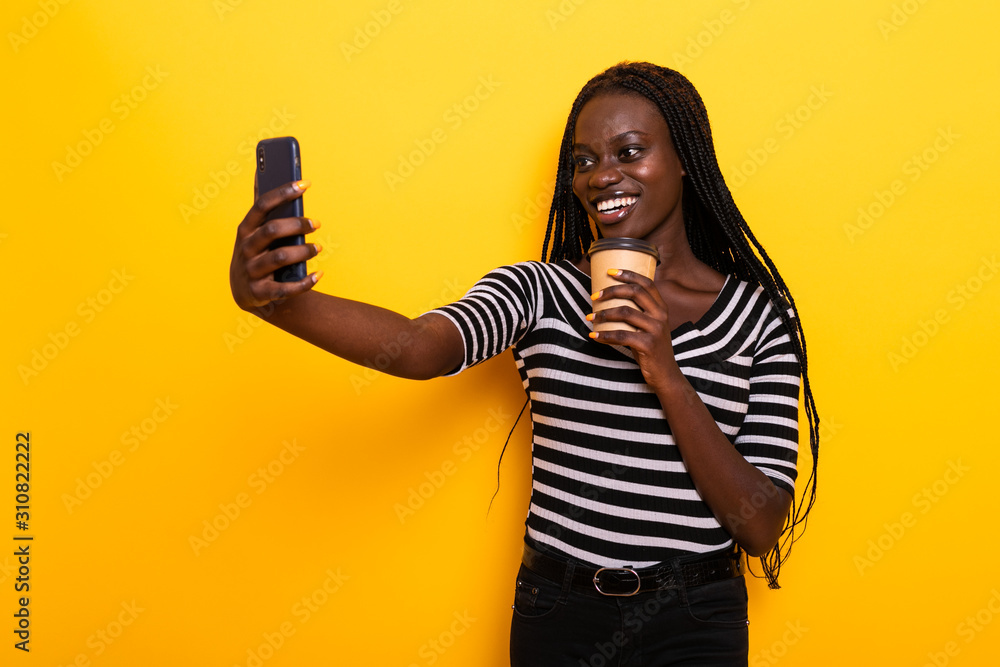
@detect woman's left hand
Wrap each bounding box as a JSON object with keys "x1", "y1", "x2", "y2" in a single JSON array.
[{"x1": 588, "y1": 269, "x2": 682, "y2": 392}]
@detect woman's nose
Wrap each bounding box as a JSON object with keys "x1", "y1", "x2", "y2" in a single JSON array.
[{"x1": 590, "y1": 160, "x2": 622, "y2": 188}]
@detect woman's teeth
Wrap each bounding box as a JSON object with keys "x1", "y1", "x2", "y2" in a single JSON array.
[{"x1": 596, "y1": 196, "x2": 637, "y2": 213}]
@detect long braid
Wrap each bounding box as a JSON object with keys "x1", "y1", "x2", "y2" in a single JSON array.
[{"x1": 542, "y1": 62, "x2": 819, "y2": 589}]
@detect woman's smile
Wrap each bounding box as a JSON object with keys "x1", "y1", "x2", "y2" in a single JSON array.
[{"x1": 592, "y1": 192, "x2": 640, "y2": 224}]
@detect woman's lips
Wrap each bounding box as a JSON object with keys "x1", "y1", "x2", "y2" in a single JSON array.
[{"x1": 593, "y1": 195, "x2": 638, "y2": 224}]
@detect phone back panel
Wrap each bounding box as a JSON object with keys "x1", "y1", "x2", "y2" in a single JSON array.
[{"x1": 256, "y1": 137, "x2": 306, "y2": 282}]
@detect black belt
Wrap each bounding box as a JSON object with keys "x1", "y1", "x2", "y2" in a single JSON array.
[{"x1": 522, "y1": 543, "x2": 742, "y2": 597}]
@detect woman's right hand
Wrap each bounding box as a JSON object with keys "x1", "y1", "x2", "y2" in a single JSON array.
[{"x1": 229, "y1": 179, "x2": 323, "y2": 314}]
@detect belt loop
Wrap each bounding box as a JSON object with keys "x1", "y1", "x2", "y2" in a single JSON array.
[
  {"x1": 560, "y1": 558, "x2": 576, "y2": 597},
  {"x1": 672, "y1": 556, "x2": 690, "y2": 607}
]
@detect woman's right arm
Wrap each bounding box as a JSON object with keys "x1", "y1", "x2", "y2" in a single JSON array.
[{"x1": 229, "y1": 179, "x2": 464, "y2": 380}]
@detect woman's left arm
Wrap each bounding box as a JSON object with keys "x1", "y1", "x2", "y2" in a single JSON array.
[{"x1": 589, "y1": 269, "x2": 793, "y2": 557}]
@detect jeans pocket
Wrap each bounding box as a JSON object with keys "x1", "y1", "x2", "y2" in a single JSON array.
[
  {"x1": 511, "y1": 565, "x2": 564, "y2": 620},
  {"x1": 684, "y1": 576, "x2": 749, "y2": 627}
]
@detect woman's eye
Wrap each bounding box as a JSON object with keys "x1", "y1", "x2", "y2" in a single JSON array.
[
  {"x1": 574, "y1": 156, "x2": 593, "y2": 169},
  {"x1": 621, "y1": 146, "x2": 642, "y2": 160}
]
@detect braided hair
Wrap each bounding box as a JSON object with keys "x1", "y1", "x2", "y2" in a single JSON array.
[{"x1": 542, "y1": 61, "x2": 819, "y2": 589}]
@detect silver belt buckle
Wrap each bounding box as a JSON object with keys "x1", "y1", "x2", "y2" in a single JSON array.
[{"x1": 593, "y1": 567, "x2": 641, "y2": 596}]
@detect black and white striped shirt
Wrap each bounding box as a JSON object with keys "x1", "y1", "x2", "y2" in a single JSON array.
[{"x1": 431, "y1": 260, "x2": 800, "y2": 567}]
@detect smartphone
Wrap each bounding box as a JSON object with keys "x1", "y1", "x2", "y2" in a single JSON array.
[{"x1": 256, "y1": 136, "x2": 307, "y2": 283}]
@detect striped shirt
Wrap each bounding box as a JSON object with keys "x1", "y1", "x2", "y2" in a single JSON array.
[{"x1": 430, "y1": 260, "x2": 800, "y2": 567}]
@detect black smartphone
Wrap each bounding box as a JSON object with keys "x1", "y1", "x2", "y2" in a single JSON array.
[{"x1": 256, "y1": 136, "x2": 307, "y2": 283}]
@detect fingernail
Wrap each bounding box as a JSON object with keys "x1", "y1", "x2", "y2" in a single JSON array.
[
  {"x1": 309, "y1": 219, "x2": 321, "y2": 230},
  {"x1": 589, "y1": 332, "x2": 599, "y2": 339},
  {"x1": 591, "y1": 291, "x2": 602, "y2": 301},
  {"x1": 312, "y1": 270, "x2": 324, "y2": 284},
  {"x1": 314, "y1": 243, "x2": 323, "y2": 253},
  {"x1": 585, "y1": 313, "x2": 594, "y2": 322},
  {"x1": 607, "y1": 269, "x2": 622, "y2": 277},
  {"x1": 293, "y1": 179, "x2": 312, "y2": 192}
]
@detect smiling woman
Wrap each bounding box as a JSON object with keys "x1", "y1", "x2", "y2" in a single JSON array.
[
  {"x1": 541, "y1": 58, "x2": 819, "y2": 570},
  {"x1": 229, "y1": 61, "x2": 819, "y2": 667}
]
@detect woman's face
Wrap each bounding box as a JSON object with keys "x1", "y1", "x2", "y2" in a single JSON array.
[{"x1": 571, "y1": 93, "x2": 686, "y2": 243}]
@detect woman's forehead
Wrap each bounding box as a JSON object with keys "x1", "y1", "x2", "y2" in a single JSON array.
[{"x1": 574, "y1": 93, "x2": 669, "y2": 142}]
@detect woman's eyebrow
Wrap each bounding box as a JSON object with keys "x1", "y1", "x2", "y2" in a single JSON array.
[{"x1": 573, "y1": 130, "x2": 652, "y2": 151}]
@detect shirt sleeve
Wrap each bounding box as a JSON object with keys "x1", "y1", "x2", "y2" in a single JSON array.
[
  {"x1": 426, "y1": 263, "x2": 540, "y2": 376},
  {"x1": 733, "y1": 304, "x2": 801, "y2": 496}
]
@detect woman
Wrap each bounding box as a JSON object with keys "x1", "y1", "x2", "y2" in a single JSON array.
[{"x1": 230, "y1": 62, "x2": 819, "y2": 666}]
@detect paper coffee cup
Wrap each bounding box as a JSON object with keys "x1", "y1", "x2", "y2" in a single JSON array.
[{"x1": 588, "y1": 238, "x2": 659, "y2": 333}]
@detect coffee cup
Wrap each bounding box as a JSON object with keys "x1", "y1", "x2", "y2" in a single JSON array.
[{"x1": 588, "y1": 238, "x2": 659, "y2": 333}]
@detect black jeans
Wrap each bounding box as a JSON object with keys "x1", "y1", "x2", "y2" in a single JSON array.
[{"x1": 509, "y1": 554, "x2": 749, "y2": 666}]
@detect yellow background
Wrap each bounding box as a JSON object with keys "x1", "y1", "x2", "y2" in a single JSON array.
[{"x1": 3, "y1": 0, "x2": 999, "y2": 664}]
